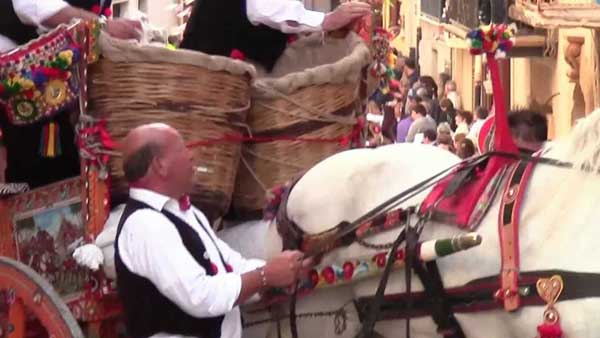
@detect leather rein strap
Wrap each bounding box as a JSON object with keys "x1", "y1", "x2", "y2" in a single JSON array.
[{"x1": 498, "y1": 160, "x2": 532, "y2": 311}]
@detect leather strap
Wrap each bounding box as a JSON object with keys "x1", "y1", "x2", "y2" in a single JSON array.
[
  {"x1": 413, "y1": 261, "x2": 466, "y2": 338},
  {"x1": 497, "y1": 160, "x2": 531, "y2": 311},
  {"x1": 354, "y1": 270, "x2": 600, "y2": 321}
]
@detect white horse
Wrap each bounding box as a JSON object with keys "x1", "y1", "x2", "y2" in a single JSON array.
[{"x1": 222, "y1": 109, "x2": 600, "y2": 338}]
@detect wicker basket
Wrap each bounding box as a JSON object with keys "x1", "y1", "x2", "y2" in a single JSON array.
[
  {"x1": 232, "y1": 32, "x2": 371, "y2": 214},
  {"x1": 88, "y1": 34, "x2": 255, "y2": 221}
]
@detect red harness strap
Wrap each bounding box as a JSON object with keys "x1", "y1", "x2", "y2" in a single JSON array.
[{"x1": 497, "y1": 159, "x2": 537, "y2": 311}]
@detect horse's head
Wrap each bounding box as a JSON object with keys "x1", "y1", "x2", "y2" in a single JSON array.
[{"x1": 283, "y1": 144, "x2": 460, "y2": 238}]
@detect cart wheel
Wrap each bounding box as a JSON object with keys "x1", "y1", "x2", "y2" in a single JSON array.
[{"x1": 0, "y1": 257, "x2": 84, "y2": 338}]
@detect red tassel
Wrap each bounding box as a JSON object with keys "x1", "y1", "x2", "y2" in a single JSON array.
[
  {"x1": 287, "y1": 35, "x2": 298, "y2": 44},
  {"x1": 537, "y1": 323, "x2": 563, "y2": 338},
  {"x1": 90, "y1": 5, "x2": 101, "y2": 14},
  {"x1": 210, "y1": 262, "x2": 219, "y2": 274},
  {"x1": 225, "y1": 264, "x2": 233, "y2": 273},
  {"x1": 229, "y1": 49, "x2": 246, "y2": 61}
]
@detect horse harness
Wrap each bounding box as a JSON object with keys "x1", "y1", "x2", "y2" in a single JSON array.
[{"x1": 274, "y1": 151, "x2": 600, "y2": 338}]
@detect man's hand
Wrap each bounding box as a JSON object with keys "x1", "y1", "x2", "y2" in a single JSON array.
[
  {"x1": 322, "y1": 2, "x2": 371, "y2": 32},
  {"x1": 263, "y1": 250, "x2": 314, "y2": 287},
  {"x1": 105, "y1": 18, "x2": 142, "y2": 40}
]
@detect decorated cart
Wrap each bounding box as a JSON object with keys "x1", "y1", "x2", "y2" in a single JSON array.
[
  {"x1": 0, "y1": 20, "x2": 122, "y2": 338},
  {"x1": 0, "y1": 10, "x2": 372, "y2": 336}
]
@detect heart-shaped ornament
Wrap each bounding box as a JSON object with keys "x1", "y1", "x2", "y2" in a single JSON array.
[{"x1": 536, "y1": 275, "x2": 564, "y2": 305}]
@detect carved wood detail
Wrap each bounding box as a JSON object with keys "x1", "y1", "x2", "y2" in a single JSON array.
[{"x1": 565, "y1": 36, "x2": 585, "y2": 82}]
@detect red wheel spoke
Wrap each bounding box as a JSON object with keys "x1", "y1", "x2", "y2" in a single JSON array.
[{"x1": 0, "y1": 258, "x2": 83, "y2": 338}]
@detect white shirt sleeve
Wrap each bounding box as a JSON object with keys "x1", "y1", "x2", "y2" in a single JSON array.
[
  {"x1": 246, "y1": 0, "x2": 325, "y2": 34},
  {"x1": 118, "y1": 209, "x2": 243, "y2": 318},
  {"x1": 12, "y1": 0, "x2": 70, "y2": 28}
]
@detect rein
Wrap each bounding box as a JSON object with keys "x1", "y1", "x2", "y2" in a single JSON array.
[{"x1": 294, "y1": 149, "x2": 574, "y2": 258}]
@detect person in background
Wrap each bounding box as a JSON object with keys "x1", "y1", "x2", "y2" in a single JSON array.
[
  {"x1": 180, "y1": 0, "x2": 371, "y2": 72},
  {"x1": 404, "y1": 58, "x2": 419, "y2": 88},
  {"x1": 394, "y1": 55, "x2": 407, "y2": 80},
  {"x1": 419, "y1": 76, "x2": 442, "y2": 123},
  {"x1": 438, "y1": 72, "x2": 451, "y2": 99},
  {"x1": 467, "y1": 106, "x2": 489, "y2": 144},
  {"x1": 454, "y1": 110, "x2": 473, "y2": 137},
  {"x1": 381, "y1": 103, "x2": 397, "y2": 143},
  {"x1": 508, "y1": 109, "x2": 548, "y2": 154},
  {"x1": 444, "y1": 80, "x2": 462, "y2": 110},
  {"x1": 436, "y1": 133, "x2": 455, "y2": 153},
  {"x1": 456, "y1": 138, "x2": 476, "y2": 159},
  {"x1": 395, "y1": 99, "x2": 413, "y2": 143},
  {"x1": 439, "y1": 98, "x2": 457, "y2": 131},
  {"x1": 418, "y1": 76, "x2": 439, "y2": 99},
  {"x1": 406, "y1": 103, "x2": 436, "y2": 143},
  {"x1": 437, "y1": 122, "x2": 453, "y2": 139},
  {"x1": 422, "y1": 129, "x2": 437, "y2": 145},
  {"x1": 416, "y1": 87, "x2": 433, "y2": 116}
]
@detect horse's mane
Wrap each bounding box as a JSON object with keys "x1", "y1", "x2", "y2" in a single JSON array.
[{"x1": 545, "y1": 108, "x2": 600, "y2": 172}]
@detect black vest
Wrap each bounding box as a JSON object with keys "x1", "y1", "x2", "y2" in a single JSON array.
[
  {"x1": 179, "y1": 0, "x2": 289, "y2": 72},
  {"x1": 0, "y1": 0, "x2": 111, "y2": 46},
  {"x1": 114, "y1": 199, "x2": 227, "y2": 338}
]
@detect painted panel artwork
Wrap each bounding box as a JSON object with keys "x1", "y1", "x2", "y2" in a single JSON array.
[{"x1": 11, "y1": 178, "x2": 88, "y2": 296}]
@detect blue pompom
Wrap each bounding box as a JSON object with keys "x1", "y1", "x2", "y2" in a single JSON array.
[{"x1": 32, "y1": 70, "x2": 48, "y2": 87}]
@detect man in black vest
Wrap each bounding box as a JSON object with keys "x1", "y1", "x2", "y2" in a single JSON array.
[
  {"x1": 115, "y1": 123, "x2": 311, "y2": 338},
  {"x1": 180, "y1": 0, "x2": 371, "y2": 72},
  {"x1": 0, "y1": 0, "x2": 141, "y2": 188}
]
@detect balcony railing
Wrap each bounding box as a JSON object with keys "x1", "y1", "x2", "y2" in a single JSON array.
[
  {"x1": 421, "y1": 0, "x2": 445, "y2": 20},
  {"x1": 510, "y1": 0, "x2": 600, "y2": 28},
  {"x1": 519, "y1": 0, "x2": 600, "y2": 7},
  {"x1": 445, "y1": 0, "x2": 480, "y2": 28}
]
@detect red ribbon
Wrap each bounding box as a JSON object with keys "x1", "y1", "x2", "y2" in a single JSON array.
[
  {"x1": 77, "y1": 119, "x2": 117, "y2": 165},
  {"x1": 185, "y1": 123, "x2": 362, "y2": 150},
  {"x1": 486, "y1": 54, "x2": 518, "y2": 154},
  {"x1": 77, "y1": 119, "x2": 362, "y2": 161}
]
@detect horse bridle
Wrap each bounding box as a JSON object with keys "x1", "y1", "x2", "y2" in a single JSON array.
[{"x1": 279, "y1": 149, "x2": 591, "y2": 338}]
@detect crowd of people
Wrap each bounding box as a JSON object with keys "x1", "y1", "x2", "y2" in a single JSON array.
[
  {"x1": 366, "y1": 56, "x2": 486, "y2": 159},
  {"x1": 365, "y1": 56, "x2": 549, "y2": 159}
]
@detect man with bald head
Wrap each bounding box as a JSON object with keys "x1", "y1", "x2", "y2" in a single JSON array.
[{"x1": 115, "y1": 123, "x2": 310, "y2": 338}]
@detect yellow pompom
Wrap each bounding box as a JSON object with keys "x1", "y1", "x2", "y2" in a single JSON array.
[
  {"x1": 59, "y1": 50, "x2": 74, "y2": 65},
  {"x1": 18, "y1": 78, "x2": 35, "y2": 90}
]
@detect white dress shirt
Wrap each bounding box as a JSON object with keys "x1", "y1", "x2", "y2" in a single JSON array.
[
  {"x1": 118, "y1": 188, "x2": 265, "y2": 338},
  {"x1": 246, "y1": 0, "x2": 325, "y2": 33},
  {"x1": 0, "y1": 0, "x2": 69, "y2": 53}
]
